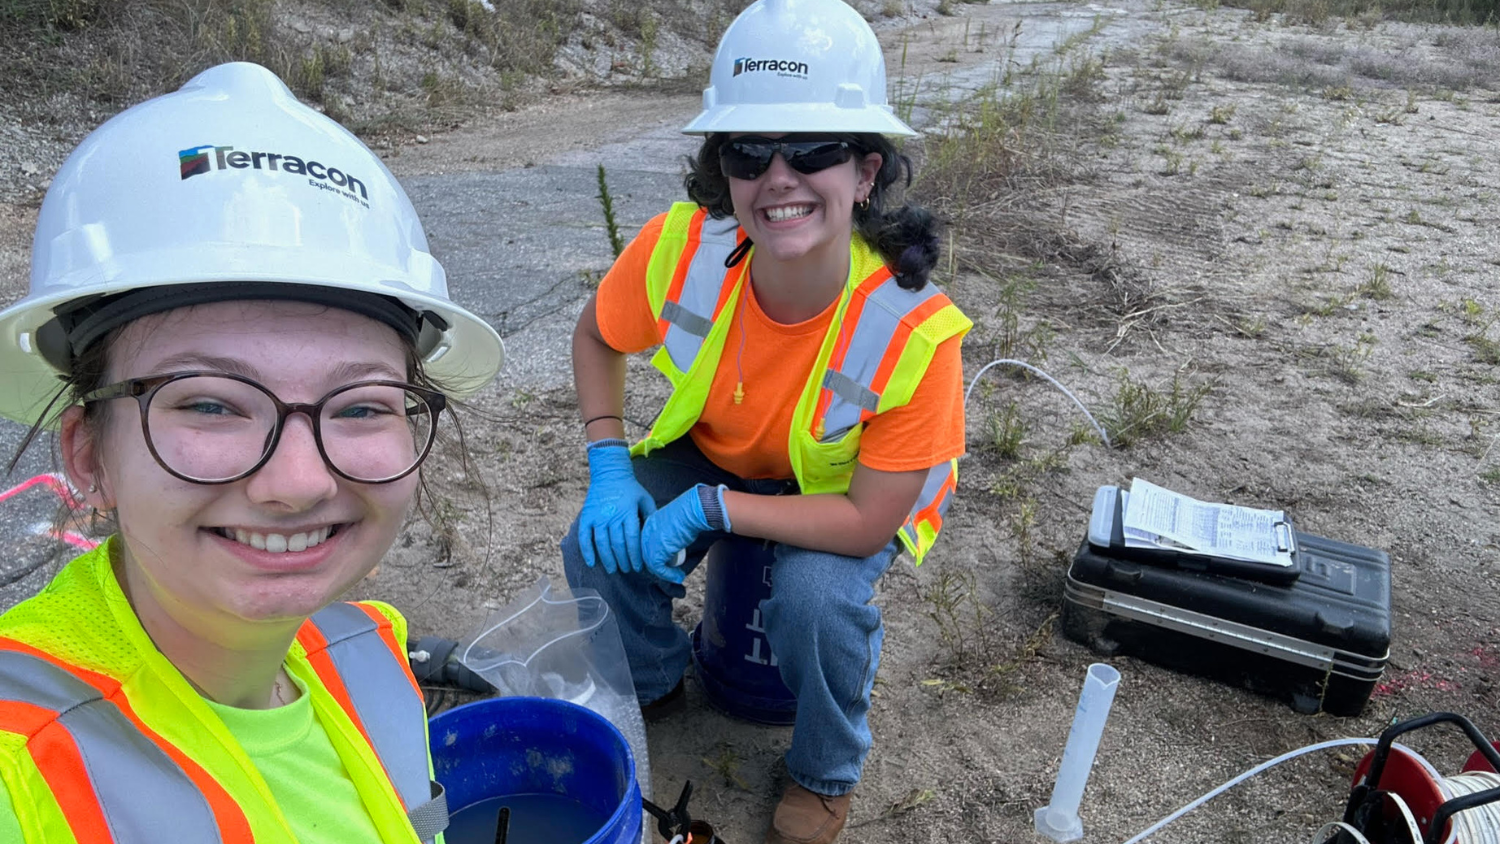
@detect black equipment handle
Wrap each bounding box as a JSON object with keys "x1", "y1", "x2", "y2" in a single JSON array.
[{"x1": 1341, "y1": 712, "x2": 1500, "y2": 844}]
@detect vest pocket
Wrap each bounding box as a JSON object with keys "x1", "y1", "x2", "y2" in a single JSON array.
[{"x1": 795, "y1": 426, "x2": 863, "y2": 495}]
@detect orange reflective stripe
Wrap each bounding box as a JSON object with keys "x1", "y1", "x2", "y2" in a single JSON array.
[
  {"x1": 657, "y1": 209, "x2": 708, "y2": 339},
  {"x1": 863, "y1": 295, "x2": 952, "y2": 422},
  {"x1": 710, "y1": 260, "x2": 744, "y2": 322},
  {"x1": 913, "y1": 471, "x2": 957, "y2": 532},
  {"x1": 296, "y1": 620, "x2": 403, "y2": 805},
  {"x1": 0, "y1": 637, "x2": 256, "y2": 844},
  {"x1": 0, "y1": 700, "x2": 113, "y2": 844},
  {"x1": 0, "y1": 637, "x2": 117, "y2": 692},
  {"x1": 296, "y1": 623, "x2": 369, "y2": 742},
  {"x1": 812, "y1": 267, "x2": 892, "y2": 432},
  {"x1": 351, "y1": 603, "x2": 423, "y2": 702}
]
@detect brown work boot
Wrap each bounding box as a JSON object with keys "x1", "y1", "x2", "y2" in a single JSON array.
[{"x1": 765, "y1": 783, "x2": 851, "y2": 844}]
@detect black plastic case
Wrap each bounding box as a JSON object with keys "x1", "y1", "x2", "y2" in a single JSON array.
[{"x1": 1062, "y1": 531, "x2": 1392, "y2": 716}]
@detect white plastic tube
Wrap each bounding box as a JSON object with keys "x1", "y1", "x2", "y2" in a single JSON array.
[{"x1": 1035, "y1": 663, "x2": 1122, "y2": 842}]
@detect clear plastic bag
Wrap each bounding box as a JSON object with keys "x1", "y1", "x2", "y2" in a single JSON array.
[{"x1": 458, "y1": 577, "x2": 651, "y2": 843}]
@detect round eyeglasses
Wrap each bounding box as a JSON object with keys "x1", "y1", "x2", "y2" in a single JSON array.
[{"x1": 81, "y1": 372, "x2": 447, "y2": 485}]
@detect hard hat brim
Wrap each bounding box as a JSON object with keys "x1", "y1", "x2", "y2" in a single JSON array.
[{"x1": 682, "y1": 102, "x2": 918, "y2": 137}]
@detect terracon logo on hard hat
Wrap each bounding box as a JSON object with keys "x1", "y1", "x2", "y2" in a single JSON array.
[
  {"x1": 175, "y1": 144, "x2": 370, "y2": 209},
  {"x1": 732, "y1": 57, "x2": 810, "y2": 79}
]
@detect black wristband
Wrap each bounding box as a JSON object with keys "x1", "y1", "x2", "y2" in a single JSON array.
[
  {"x1": 697, "y1": 483, "x2": 732, "y2": 532},
  {"x1": 584, "y1": 414, "x2": 623, "y2": 428}
]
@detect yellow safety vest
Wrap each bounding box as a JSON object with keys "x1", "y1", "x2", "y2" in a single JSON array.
[
  {"x1": 634, "y1": 203, "x2": 973, "y2": 563},
  {"x1": 0, "y1": 539, "x2": 444, "y2": 844}
]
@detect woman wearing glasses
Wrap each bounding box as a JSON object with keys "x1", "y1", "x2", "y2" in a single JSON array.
[
  {"x1": 0, "y1": 62, "x2": 501, "y2": 843},
  {"x1": 564, "y1": 1, "x2": 970, "y2": 842}
]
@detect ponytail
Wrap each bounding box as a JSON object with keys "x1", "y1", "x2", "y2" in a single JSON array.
[
  {"x1": 856, "y1": 198, "x2": 941, "y2": 291},
  {"x1": 843, "y1": 135, "x2": 936, "y2": 290}
]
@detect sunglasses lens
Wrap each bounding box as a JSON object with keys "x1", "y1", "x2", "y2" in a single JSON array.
[
  {"x1": 720, "y1": 138, "x2": 853, "y2": 180},
  {"x1": 784, "y1": 142, "x2": 852, "y2": 174},
  {"x1": 720, "y1": 141, "x2": 774, "y2": 180}
]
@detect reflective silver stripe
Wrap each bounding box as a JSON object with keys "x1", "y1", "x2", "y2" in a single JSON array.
[
  {"x1": 306, "y1": 604, "x2": 430, "y2": 812},
  {"x1": 913, "y1": 461, "x2": 953, "y2": 512},
  {"x1": 822, "y1": 371, "x2": 879, "y2": 414},
  {"x1": 0, "y1": 651, "x2": 224, "y2": 843},
  {"x1": 660, "y1": 301, "x2": 714, "y2": 338},
  {"x1": 821, "y1": 278, "x2": 941, "y2": 441},
  {"x1": 902, "y1": 461, "x2": 955, "y2": 540},
  {"x1": 662, "y1": 214, "x2": 741, "y2": 372}
]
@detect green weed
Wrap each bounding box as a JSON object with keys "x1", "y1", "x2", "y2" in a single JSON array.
[
  {"x1": 919, "y1": 568, "x2": 992, "y2": 665},
  {"x1": 1465, "y1": 325, "x2": 1500, "y2": 365},
  {"x1": 1324, "y1": 335, "x2": 1376, "y2": 384},
  {"x1": 1098, "y1": 369, "x2": 1212, "y2": 447},
  {"x1": 1459, "y1": 297, "x2": 1485, "y2": 322},
  {"x1": 701, "y1": 744, "x2": 751, "y2": 791},
  {"x1": 985, "y1": 402, "x2": 1027, "y2": 459},
  {"x1": 1357, "y1": 263, "x2": 1395, "y2": 300},
  {"x1": 595, "y1": 164, "x2": 625, "y2": 258}
]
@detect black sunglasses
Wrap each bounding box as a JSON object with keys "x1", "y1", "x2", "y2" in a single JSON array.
[{"x1": 719, "y1": 136, "x2": 857, "y2": 181}]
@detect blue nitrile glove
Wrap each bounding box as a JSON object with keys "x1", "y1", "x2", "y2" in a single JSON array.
[
  {"x1": 641, "y1": 484, "x2": 732, "y2": 584},
  {"x1": 578, "y1": 439, "x2": 656, "y2": 574}
]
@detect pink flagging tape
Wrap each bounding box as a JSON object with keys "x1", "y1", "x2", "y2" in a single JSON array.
[{"x1": 0, "y1": 473, "x2": 99, "y2": 551}]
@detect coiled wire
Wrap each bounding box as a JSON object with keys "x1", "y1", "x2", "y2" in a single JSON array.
[{"x1": 1440, "y1": 771, "x2": 1500, "y2": 844}]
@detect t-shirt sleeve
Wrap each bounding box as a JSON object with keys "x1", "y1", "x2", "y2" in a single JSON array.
[
  {"x1": 856, "y1": 334, "x2": 966, "y2": 473},
  {"x1": 593, "y1": 214, "x2": 668, "y2": 354}
]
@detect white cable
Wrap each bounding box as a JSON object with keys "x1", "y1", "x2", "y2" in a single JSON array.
[
  {"x1": 1442, "y1": 771, "x2": 1500, "y2": 844},
  {"x1": 1120, "y1": 738, "x2": 1381, "y2": 844},
  {"x1": 1311, "y1": 821, "x2": 1372, "y2": 844},
  {"x1": 962, "y1": 358, "x2": 1112, "y2": 449}
]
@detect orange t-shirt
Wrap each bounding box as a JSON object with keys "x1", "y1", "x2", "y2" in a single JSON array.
[{"x1": 594, "y1": 213, "x2": 966, "y2": 480}]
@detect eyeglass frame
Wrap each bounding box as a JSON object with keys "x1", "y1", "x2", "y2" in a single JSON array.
[{"x1": 79, "y1": 370, "x2": 448, "y2": 486}]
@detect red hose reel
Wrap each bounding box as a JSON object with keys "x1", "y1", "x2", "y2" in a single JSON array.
[{"x1": 1335, "y1": 713, "x2": 1500, "y2": 844}]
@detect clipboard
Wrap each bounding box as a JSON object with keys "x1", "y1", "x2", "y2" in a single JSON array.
[{"x1": 1087, "y1": 485, "x2": 1302, "y2": 585}]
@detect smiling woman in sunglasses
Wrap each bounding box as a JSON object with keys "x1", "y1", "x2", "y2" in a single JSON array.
[
  {"x1": 0, "y1": 63, "x2": 502, "y2": 843},
  {"x1": 563, "y1": 1, "x2": 971, "y2": 842}
]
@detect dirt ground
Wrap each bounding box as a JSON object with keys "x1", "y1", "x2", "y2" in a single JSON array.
[{"x1": 3, "y1": 1, "x2": 1500, "y2": 842}]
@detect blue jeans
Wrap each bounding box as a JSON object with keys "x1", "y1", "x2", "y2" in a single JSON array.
[{"x1": 561, "y1": 437, "x2": 897, "y2": 797}]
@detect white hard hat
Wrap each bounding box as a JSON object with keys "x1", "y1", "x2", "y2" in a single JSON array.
[
  {"x1": 683, "y1": 0, "x2": 916, "y2": 137},
  {"x1": 0, "y1": 61, "x2": 504, "y2": 425}
]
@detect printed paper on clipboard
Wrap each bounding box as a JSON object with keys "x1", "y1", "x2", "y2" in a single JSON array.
[{"x1": 1121, "y1": 478, "x2": 1296, "y2": 570}]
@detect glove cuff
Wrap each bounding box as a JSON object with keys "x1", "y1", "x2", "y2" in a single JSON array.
[
  {"x1": 586, "y1": 438, "x2": 628, "y2": 452},
  {"x1": 697, "y1": 483, "x2": 732, "y2": 533}
]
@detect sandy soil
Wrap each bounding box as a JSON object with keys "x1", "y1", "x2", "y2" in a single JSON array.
[{"x1": 3, "y1": 2, "x2": 1499, "y2": 843}]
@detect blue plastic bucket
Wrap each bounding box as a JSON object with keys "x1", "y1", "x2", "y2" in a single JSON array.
[
  {"x1": 690, "y1": 538, "x2": 799, "y2": 725},
  {"x1": 429, "y1": 697, "x2": 643, "y2": 844}
]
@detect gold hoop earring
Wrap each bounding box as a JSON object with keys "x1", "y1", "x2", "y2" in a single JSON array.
[{"x1": 857, "y1": 198, "x2": 871, "y2": 211}]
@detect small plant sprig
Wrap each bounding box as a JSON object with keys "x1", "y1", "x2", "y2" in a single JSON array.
[
  {"x1": 1098, "y1": 368, "x2": 1212, "y2": 447},
  {"x1": 595, "y1": 163, "x2": 624, "y2": 258}
]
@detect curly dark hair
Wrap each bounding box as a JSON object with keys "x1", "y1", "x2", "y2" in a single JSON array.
[{"x1": 683, "y1": 133, "x2": 942, "y2": 290}]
